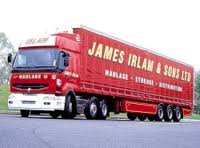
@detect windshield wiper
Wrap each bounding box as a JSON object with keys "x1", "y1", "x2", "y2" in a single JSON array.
[
  {"x1": 14, "y1": 66, "x2": 32, "y2": 69},
  {"x1": 14, "y1": 66, "x2": 55, "y2": 69},
  {"x1": 31, "y1": 66, "x2": 55, "y2": 68}
]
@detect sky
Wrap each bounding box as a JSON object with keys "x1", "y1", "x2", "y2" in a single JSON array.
[{"x1": 0, "y1": 0, "x2": 200, "y2": 69}]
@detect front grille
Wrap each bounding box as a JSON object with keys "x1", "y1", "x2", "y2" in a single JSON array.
[{"x1": 13, "y1": 84, "x2": 48, "y2": 90}]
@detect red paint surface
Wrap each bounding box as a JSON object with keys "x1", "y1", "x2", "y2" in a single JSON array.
[
  {"x1": 124, "y1": 101, "x2": 157, "y2": 115},
  {"x1": 74, "y1": 28, "x2": 193, "y2": 109},
  {"x1": 182, "y1": 108, "x2": 193, "y2": 116},
  {"x1": 10, "y1": 27, "x2": 194, "y2": 116}
]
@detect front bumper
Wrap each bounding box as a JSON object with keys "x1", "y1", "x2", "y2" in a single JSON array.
[{"x1": 8, "y1": 93, "x2": 65, "y2": 111}]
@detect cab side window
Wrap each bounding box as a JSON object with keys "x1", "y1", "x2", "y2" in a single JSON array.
[{"x1": 58, "y1": 51, "x2": 69, "y2": 70}]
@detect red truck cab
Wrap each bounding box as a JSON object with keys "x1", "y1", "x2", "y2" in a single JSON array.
[{"x1": 8, "y1": 33, "x2": 81, "y2": 118}]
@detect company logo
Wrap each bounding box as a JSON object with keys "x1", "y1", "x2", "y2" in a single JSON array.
[{"x1": 20, "y1": 36, "x2": 56, "y2": 48}]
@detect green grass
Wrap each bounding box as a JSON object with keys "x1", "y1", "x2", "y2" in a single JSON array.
[
  {"x1": 0, "y1": 84, "x2": 9, "y2": 111},
  {"x1": 110, "y1": 112, "x2": 127, "y2": 118},
  {"x1": 184, "y1": 113, "x2": 200, "y2": 120}
]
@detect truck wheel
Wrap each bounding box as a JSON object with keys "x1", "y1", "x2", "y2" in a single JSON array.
[
  {"x1": 173, "y1": 106, "x2": 182, "y2": 122},
  {"x1": 127, "y1": 113, "x2": 137, "y2": 121},
  {"x1": 20, "y1": 110, "x2": 30, "y2": 117},
  {"x1": 155, "y1": 105, "x2": 164, "y2": 121},
  {"x1": 84, "y1": 97, "x2": 99, "y2": 119},
  {"x1": 164, "y1": 105, "x2": 173, "y2": 122},
  {"x1": 61, "y1": 95, "x2": 75, "y2": 119},
  {"x1": 98, "y1": 99, "x2": 108, "y2": 120},
  {"x1": 50, "y1": 111, "x2": 60, "y2": 119},
  {"x1": 138, "y1": 114, "x2": 146, "y2": 121},
  {"x1": 147, "y1": 115, "x2": 155, "y2": 121}
]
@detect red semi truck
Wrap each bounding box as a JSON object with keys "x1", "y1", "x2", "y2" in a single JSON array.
[{"x1": 8, "y1": 26, "x2": 194, "y2": 122}]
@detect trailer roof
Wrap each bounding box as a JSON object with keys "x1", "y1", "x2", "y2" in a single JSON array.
[{"x1": 79, "y1": 25, "x2": 193, "y2": 68}]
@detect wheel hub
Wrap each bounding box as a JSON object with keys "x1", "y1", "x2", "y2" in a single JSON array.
[
  {"x1": 102, "y1": 104, "x2": 107, "y2": 116},
  {"x1": 69, "y1": 102, "x2": 72, "y2": 113},
  {"x1": 90, "y1": 103, "x2": 97, "y2": 117},
  {"x1": 159, "y1": 108, "x2": 163, "y2": 119},
  {"x1": 168, "y1": 109, "x2": 173, "y2": 119},
  {"x1": 176, "y1": 109, "x2": 181, "y2": 119}
]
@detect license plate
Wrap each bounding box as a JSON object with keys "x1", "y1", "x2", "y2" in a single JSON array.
[{"x1": 22, "y1": 101, "x2": 36, "y2": 104}]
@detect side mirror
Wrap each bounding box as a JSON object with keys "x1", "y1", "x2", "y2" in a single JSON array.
[{"x1": 8, "y1": 53, "x2": 12, "y2": 63}]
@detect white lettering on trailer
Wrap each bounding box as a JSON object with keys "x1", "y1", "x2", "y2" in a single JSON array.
[
  {"x1": 159, "y1": 82, "x2": 182, "y2": 92},
  {"x1": 135, "y1": 76, "x2": 154, "y2": 86},
  {"x1": 19, "y1": 36, "x2": 56, "y2": 47},
  {"x1": 105, "y1": 69, "x2": 128, "y2": 80}
]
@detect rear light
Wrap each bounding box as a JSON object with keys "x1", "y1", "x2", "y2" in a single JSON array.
[{"x1": 56, "y1": 79, "x2": 62, "y2": 87}]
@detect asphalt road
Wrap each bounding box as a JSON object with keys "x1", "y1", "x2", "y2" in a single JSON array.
[{"x1": 0, "y1": 114, "x2": 200, "y2": 148}]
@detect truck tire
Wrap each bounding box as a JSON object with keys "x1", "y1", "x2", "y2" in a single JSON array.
[
  {"x1": 155, "y1": 105, "x2": 164, "y2": 121},
  {"x1": 50, "y1": 111, "x2": 60, "y2": 119},
  {"x1": 98, "y1": 99, "x2": 108, "y2": 120},
  {"x1": 31, "y1": 111, "x2": 40, "y2": 115},
  {"x1": 164, "y1": 105, "x2": 173, "y2": 122},
  {"x1": 138, "y1": 114, "x2": 146, "y2": 121},
  {"x1": 84, "y1": 97, "x2": 99, "y2": 119},
  {"x1": 127, "y1": 113, "x2": 137, "y2": 121},
  {"x1": 61, "y1": 95, "x2": 75, "y2": 119},
  {"x1": 173, "y1": 106, "x2": 182, "y2": 122},
  {"x1": 147, "y1": 115, "x2": 155, "y2": 121},
  {"x1": 20, "y1": 110, "x2": 30, "y2": 117}
]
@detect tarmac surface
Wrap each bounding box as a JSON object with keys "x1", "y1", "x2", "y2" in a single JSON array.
[{"x1": 0, "y1": 114, "x2": 200, "y2": 148}]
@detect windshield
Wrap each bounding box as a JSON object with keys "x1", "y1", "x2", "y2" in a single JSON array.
[{"x1": 13, "y1": 49, "x2": 59, "y2": 69}]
